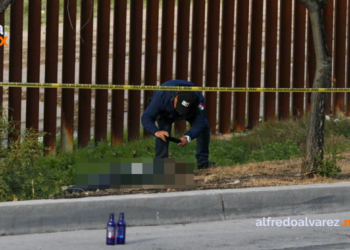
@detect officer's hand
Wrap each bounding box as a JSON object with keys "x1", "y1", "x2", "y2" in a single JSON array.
[
  {"x1": 154, "y1": 131, "x2": 169, "y2": 142},
  {"x1": 178, "y1": 137, "x2": 188, "y2": 147}
]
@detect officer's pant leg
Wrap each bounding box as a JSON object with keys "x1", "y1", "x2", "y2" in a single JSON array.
[
  {"x1": 155, "y1": 119, "x2": 173, "y2": 158},
  {"x1": 194, "y1": 120, "x2": 210, "y2": 166}
]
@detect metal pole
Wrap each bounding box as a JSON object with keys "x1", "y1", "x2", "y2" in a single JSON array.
[
  {"x1": 264, "y1": 0, "x2": 278, "y2": 122},
  {"x1": 44, "y1": 0, "x2": 59, "y2": 155},
  {"x1": 111, "y1": 0, "x2": 127, "y2": 145},
  {"x1": 278, "y1": 0, "x2": 293, "y2": 120},
  {"x1": 94, "y1": 0, "x2": 111, "y2": 144},
  {"x1": 143, "y1": 0, "x2": 159, "y2": 138},
  {"x1": 234, "y1": 0, "x2": 249, "y2": 131},
  {"x1": 248, "y1": 0, "x2": 263, "y2": 129},
  {"x1": 160, "y1": 0, "x2": 175, "y2": 83},
  {"x1": 334, "y1": 0, "x2": 346, "y2": 117},
  {"x1": 61, "y1": 0, "x2": 77, "y2": 152},
  {"x1": 26, "y1": 0, "x2": 41, "y2": 133},
  {"x1": 175, "y1": 0, "x2": 191, "y2": 134},
  {"x1": 219, "y1": 0, "x2": 235, "y2": 134},
  {"x1": 292, "y1": 0, "x2": 306, "y2": 119},
  {"x1": 190, "y1": 0, "x2": 205, "y2": 88},
  {"x1": 8, "y1": 0, "x2": 23, "y2": 144},
  {"x1": 127, "y1": 0, "x2": 143, "y2": 141},
  {"x1": 78, "y1": 0, "x2": 94, "y2": 148}
]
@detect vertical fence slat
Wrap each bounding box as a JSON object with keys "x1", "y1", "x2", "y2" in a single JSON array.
[
  {"x1": 94, "y1": 0, "x2": 110, "y2": 144},
  {"x1": 0, "y1": 12, "x2": 4, "y2": 153},
  {"x1": 347, "y1": 0, "x2": 350, "y2": 115},
  {"x1": 219, "y1": 0, "x2": 235, "y2": 134},
  {"x1": 61, "y1": 0, "x2": 77, "y2": 152},
  {"x1": 190, "y1": 0, "x2": 205, "y2": 87},
  {"x1": 175, "y1": 0, "x2": 191, "y2": 134},
  {"x1": 306, "y1": 16, "x2": 315, "y2": 113},
  {"x1": 160, "y1": 0, "x2": 175, "y2": 83},
  {"x1": 264, "y1": 0, "x2": 278, "y2": 121},
  {"x1": 0, "y1": 12, "x2": 4, "y2": 115},
  {"x1": 44, "y1": 0, "x2": 59, "y2": 154},
  {"x1": 234, "y1": 0, "x2": 249, "y2": 131},
  {"x1": 292, "y1": 0, "x2": 306, "y2": 119},
  {"x1": 334, "y1": 0, "x2": 347, "y2": 117},
  {"x1": 278, "y1": 0, "x2": 293, "y2": 120},
  {"x1": 323, "y1": 0, "x2": 334, "y2": 115},
  {"x1": 26, "y1": 0, "x2": 41, "y2": 132},
  {"x1": 248, "y1": 0, "x2": 263, "y2": 129},
  {"x1": 111, "y1": 0, "x2": 127, "y2": 145},
  {"x1": 205, "y1": 0, "x2": 220, "y2": 134},
  {"x1": 8, "y1": 0, "x2": 23, "y2": 143},
  {"x1": 143, "y1": 0, "x2": 159, "y2": 138},
  {"x1": 127, "y1": 0, "x2": 143, "y2": 141},
  {"x1": 78, "y1": 0, "x2": 94, "y2": 148}
]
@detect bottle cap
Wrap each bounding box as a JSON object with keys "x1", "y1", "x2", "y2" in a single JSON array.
[{"x1": 110, "y1": 213, "x2": 115, "y2": 220}]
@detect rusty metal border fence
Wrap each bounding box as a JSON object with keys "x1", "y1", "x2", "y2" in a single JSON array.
[{"x1": 0, "y1": 0, "x2": 345, "y2": 153}]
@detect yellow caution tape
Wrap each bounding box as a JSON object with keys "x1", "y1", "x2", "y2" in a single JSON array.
[{"x1": 0, "y1": 82, "x2": 349, "y2": 92}]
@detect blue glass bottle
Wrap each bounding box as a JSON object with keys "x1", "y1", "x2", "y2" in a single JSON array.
[
  {"x1": 117, "y1": 212, "x2": 126, "y2": 244},
  {"x1": 106, "y1": 213, "x2": 116, "y2": 245}
]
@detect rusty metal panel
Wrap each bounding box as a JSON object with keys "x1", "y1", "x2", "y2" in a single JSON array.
[
  {"x1": 111, "y1": 0, "x2": 127, "y2": 145},
  {"x1": 61, "y1": 0, "x2": 77, "y2": 152},
  {"x1": 0, "y1": 12, "x2": 4, "y2": 115},
  {"x1": 44, "y1": 0, "x2": 59, "y2": 155},
  {"x1": 94, "y1": 0, "x2": 110, "y2": 144},
  {"x1": 78, "y1": 0, "x2": 94, "y2": 148},
  {"x1": 8, "y1": 0, "x2": 23, "y2": 144},
  {"x1": 143, "y1": 0, "x2": 159, "y2": 138},
  {"x1": 278, "y1": 0, "x2": 292, "y2": 120},
  {"x1": 323, "y1": 0, "x2": 334, "y2": 115},
  {"x1": 205, "y1": 0, "x2": 220, "y2": 135},
  {"x1": 127, "y1": 0, "x2": 143, "y2": 141},
  {"x1": 190, "y1": 0, "x2": 205, "y2": 87},
  {"x1": 334, "y1": 0, "x2": 346, "y2": 117},
  {"x1": 234, "y1": 0, "x2": 249, "y2": 131},
  {"x1": 347, "y1": 0, "x2": 350, "y2": 116},
  {"x1": 292, "y1": 0, "x2": 306, "y2": 119},
  {"x1": 306, "y1": 16, "x2": 315, "y2": 113},
  {"x1": 175, "y1": 0, "x2": 191, "y2": 134},
  {"x1": 160, "y1": 0, "x2": 175, "y2": 83},
  {"x1": 26, "y1": 0, "x2": 41, "y2": 132},
  {"x1": 0, "y1": 13, "x2": 3, "y2": 152},
  {"x1": 248, "y1": 0, "x2": 263, "y2": 129},
  {"x1": 219, "y1": 0, "x2": 234, "y2": 134},
  {"x1": 264, "y1": 0, "x2": 278, "y2": 121}
]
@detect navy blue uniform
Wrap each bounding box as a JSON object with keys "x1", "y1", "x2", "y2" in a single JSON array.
[{"x1": 141, "y1": 79, "x2": 210, "y2": 166}]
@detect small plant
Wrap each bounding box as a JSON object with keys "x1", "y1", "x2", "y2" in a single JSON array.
[
  {"x1": 314, "y1": 152, "x2": 342, "y2": 178},
  {"x1": 314, "y1": 117, "x2": 344, "y2": 178}
]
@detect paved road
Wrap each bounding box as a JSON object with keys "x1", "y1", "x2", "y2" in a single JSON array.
[{"x1": 1, "y1": 212, "x2": 350, "y2": 250}]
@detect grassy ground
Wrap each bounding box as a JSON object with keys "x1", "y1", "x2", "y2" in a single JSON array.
[{"x1": 1, "y1": 117, "x2": 350, "y2": 202}]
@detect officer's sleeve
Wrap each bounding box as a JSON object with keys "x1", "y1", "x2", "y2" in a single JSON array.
[
  {"x1": 184, "y1": 95, "x2": 208, "y2": 140},
  {"x1": 141, "y1": 91, "x2": 162, "y2": 136}
]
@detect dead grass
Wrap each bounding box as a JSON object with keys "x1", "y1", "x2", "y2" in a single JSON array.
[{"x1": 62, "y1": 153, "x2": 350, "y2": 199}]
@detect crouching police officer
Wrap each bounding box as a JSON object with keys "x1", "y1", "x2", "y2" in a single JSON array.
[{"x1": 141, "y1": 79, "x2": 216, "y2": 169}]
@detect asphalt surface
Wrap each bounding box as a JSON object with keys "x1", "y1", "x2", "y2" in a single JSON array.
[{"x1": 1, "y1": 212, "x2": 350, "y2": 250}]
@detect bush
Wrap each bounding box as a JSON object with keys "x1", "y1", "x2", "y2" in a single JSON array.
[{"x1": 0, "y1": 129, "x2": 49, "y2": 201}]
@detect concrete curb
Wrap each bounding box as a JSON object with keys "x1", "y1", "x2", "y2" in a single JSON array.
[{"x1": 1, "y1": 182, "x2": 350, "y2": 236}]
